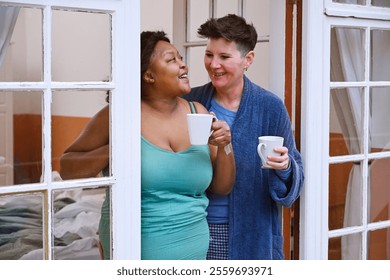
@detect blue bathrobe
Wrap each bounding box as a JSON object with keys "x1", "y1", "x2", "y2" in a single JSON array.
[{"x1": 184, "y1": 76, "x2": 304, "y2": 259}]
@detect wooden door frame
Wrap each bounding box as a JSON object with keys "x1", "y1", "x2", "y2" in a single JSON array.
[{"x1": 283, "y1": 0, "x2": 302, "y2": 260}]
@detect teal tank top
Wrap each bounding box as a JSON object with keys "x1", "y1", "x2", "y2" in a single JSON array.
[{"x1": 141, "y1": 136, "x2": 212, "y2": 259}]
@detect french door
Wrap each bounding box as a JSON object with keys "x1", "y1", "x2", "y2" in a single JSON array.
[
  {"x1": 301, "y1": 0, "x2": 390, "y2": 259},
  {"x1": 0, "y1": 0, "x2": 139, "y2": 260}
]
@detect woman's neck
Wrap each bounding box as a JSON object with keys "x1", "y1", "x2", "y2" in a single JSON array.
[
  {"x1": 141, "y1": 96, "x2": 181, "y2": 117},
  {"x1": 214, "y1": 84, "x2": 243, "y2": 112}
]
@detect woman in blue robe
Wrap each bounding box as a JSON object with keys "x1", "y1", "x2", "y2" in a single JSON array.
[{"x1": 184, "y1": 14, "x2": 304, "y2": 260}]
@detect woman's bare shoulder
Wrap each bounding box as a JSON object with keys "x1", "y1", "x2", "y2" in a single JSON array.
[{"x1": 178, "y1": 97, "x2": 209, "y2": 114}]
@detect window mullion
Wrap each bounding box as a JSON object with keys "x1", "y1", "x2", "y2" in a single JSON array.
[
  {"x1": 42, "y1": 4, "x2": 53, "y2": 260},
  {"x1": 361, "y1": 25, "x2": 372, "y2": 260}
]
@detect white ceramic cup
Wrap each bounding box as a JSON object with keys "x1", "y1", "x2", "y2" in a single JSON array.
[
  {"x1": 257, "y1": 136, "x2": 284, "y2": 168},
  {"x1": 187, "y1": 113, "x2": 215, "y2": 145}
]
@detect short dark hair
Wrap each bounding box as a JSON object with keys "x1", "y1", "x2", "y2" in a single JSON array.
[
  {"x1": 140, "y1": 31, "x2": 170, "y2": 88},
  {"x1": 197, "y1": 14, "x2": 257, "y2": 56}
]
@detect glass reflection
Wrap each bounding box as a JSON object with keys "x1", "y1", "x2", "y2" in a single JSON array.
[
  {"x1": 0, "y1": 192, "x2": 44, "y2": 260},
  {"x1": 341, "y1": 232, "x2": 363, "y2": 259},
  {"x1": 371, "y1": 29, "x2": 390, "y2": 81},
  {"x1": 329, "y1": 162, "x2": 355, "y2": 230},
  {"x1": 247, "y1": 43, "x2": 269, "y2": 92},
  {"x1": 328, "y1": 236, "x2": 342, "y2": 260},
  {"x1": 188, "y1": 46, "x2": 209, "y2": 86},
  {"x1": 52, "y1": 9, "x2": 111, "y2": 82},
  {"x1": 0, "y1": 91, "x2": 13, "y2": 186},
  {"x1": 52, "y1": 90, "x2": 110, "y2": 181},
  {"x1": 329, "y1": 232, "x2": 363, "y2": 260},
  {"x1": 369, "y1": 157, "x2": 390, "y2": 223},
  {"x1": 330, "y1": 88, "x2": 364, "y2": 156},
  {"x1": 368, "y1": 228, "x2": 390, "y2": 260},
  {"x1": 52, "y1": 186, "x2": 109, "y2": 260},
  {"x1": 0, "y1": 6, "x2": 43, "y2": 82},
  {"x1": 188, "y1": 0, "x2": 210, "y2": 42},
  {"x1": 333, "y1": 0, "x2": 390, "y2": 7},
  {"x1": 244, "y1": 0, "x2": 270, "y2": 37},
  {"x1": 330, "y1": 27, "x2": 365, "y2": 82},
  {"x1": 0, "y1": 91, "x2": 42, "y2": 186},
  {"x1": 332, "y1": 0, "x2": 366, "y2": 5},
  {"x1": 370, "y1": 87, "x2": 390, "y2": 152},
  {"x1": 215, "y1": 0, "x2": 239, "y2": 18},
  {"x1": 372, "y1": 0, "x2": 390, "y2": 8}
]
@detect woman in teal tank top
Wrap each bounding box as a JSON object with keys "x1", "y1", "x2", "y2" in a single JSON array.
[
  {"x1": 140, "y1": 31, "x2": 235, "y2": 260},
  {"x1": 141, "y1": 138, "x2": 211, "y2": 259}
]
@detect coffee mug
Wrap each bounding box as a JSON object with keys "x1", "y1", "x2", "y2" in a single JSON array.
[
  {"x1": 257, "y1": 136, "x2": 284, "y2": 168},
  {"x1": 187, "y1": 114, "x2": 215, "y2": 145}
]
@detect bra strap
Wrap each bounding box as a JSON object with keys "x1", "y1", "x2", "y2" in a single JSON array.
[{"x1": 189, "y1": 101, "x2": 197, "y2": 114}]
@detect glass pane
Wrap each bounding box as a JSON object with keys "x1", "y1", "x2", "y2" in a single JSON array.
[
  {"x1": 329, "y1": 233, "x2": 363, "y2": 260},
  {"x1": 330, "y1": 88, "x2": 364, "y2": 156},
  {"x1": 0, "y1": 91, "x2": 43, "y2": 186},
  {"x1": 329, "y1": 162, "x2": 355, "y2": 230},
  {"x1": 370, "y1": 29, "x2": 390, "y2": 81},
  {"x1": 98, "y1": 186, "x2": 111, "y2": 260},
  {"x1": 52, "y1": 186, "x2": 109, "y2": 260},
  {"x1": 328, "y1": 236, "x2": 342, "y2": 259},
  {"x1": 341, "y1": 232, "x2": 363, "y2": 259},
  {"x1": 244, "y1": 0, "x2": 270, "y2": 37},
  {"x1": 188, "y1": 46, "x2": 209, "y2": 86},
  {"x1": 372, "y1": 0, "x2": 390, "y2": 7},
  {"x1": 369, "y1": 157, "x2": 390, "y2": 223},
  {"x1": 0, "y1": 6, "x2": 43, "y2": 82},
  {"x1": 52, "y1": 10, "x2": 111, "y2": 82},
  {"x1": 52, "y1": 90, "x2": 110, "y2": 181},
  {"x1": 330, "y1": 27, "x2": 365, "y2": 82},
  {"x1": 188, "y1": 0, "x2": 210, "y2": 42},
  {"x1": 247, "y1": 43, "x2": 269, "y2": 90},
  {"x1": 368, "y1": 228, "x2": 390, "y2": 260},
  {"x1": 0, "y1": 92, "x2": 12, "y2": 186},
  {"x1": 370, "y1": 87, "x2": 390, "y2": 152},
  {"x1": 0, "y1": 192, "x2": 44, "y2": 260},
  {"x1": 333, "y1": 0, "x2": 366, "y2": 5},
  {"x1": 214, "y1": 0, "x2": 239, "y2": 18}
]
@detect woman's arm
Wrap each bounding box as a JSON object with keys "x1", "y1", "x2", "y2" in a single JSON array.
[
  {"x1": 193, "y1": 102, "x2": 236, "y2": 195},
  {"x1": 60, "y1": 105, "x2": 110, "y2": 180}
]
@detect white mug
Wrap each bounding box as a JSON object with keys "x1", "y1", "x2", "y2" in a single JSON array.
[
  {"x1": 187, "y1": 114, "x2": 215, "y2": 145},
  {"x1": 257, "y1": 136, "x2": 284, "y2": 168}
]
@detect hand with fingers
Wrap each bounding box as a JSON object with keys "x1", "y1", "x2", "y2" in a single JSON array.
[
  {"x1": 209, "y1": 113, "x2": 232, "y2": 154},
  {"x1": 264, "y1": 146, "x2": 290, "y2": 170}
]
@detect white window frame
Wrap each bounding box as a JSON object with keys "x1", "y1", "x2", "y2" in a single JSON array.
[
  {"x1": 300, "y1": 0, "x2": 390, "y2": 259},
  {"x1": 324, "y1": 0, "x2": 390, "y2": 20},
  {"x1": 300, "y1": 0, "x2": 329, "y2": 260},
  {"x1": 111, "y1": 0, "x2": 141, "y2": 260},
  {"x1": 0, "y1": 0, "x2": 140, "y2": 260},
  {"x1": 326, "y1": 17, "x2": 390, "y2": 259}
]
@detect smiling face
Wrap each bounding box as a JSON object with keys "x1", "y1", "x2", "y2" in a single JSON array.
[
  {"x1": 204, "y1": 38, "x2": 253, "y2": 94},
  {"x1": 145, "y1": 40, "x2": 190, "y2": 96}
]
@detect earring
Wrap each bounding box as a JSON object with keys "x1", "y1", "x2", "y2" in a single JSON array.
[{"x1": 244, "y1": 67, "x2": 248, "y2": 71}]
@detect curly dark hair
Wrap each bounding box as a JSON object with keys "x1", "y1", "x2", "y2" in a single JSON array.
[
  {"x1": 140, "y1": 31, "x2": 170, "y2": 92},
  {"x1": 197, "y1": 14, "x2": 257, "y2": 57}
]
